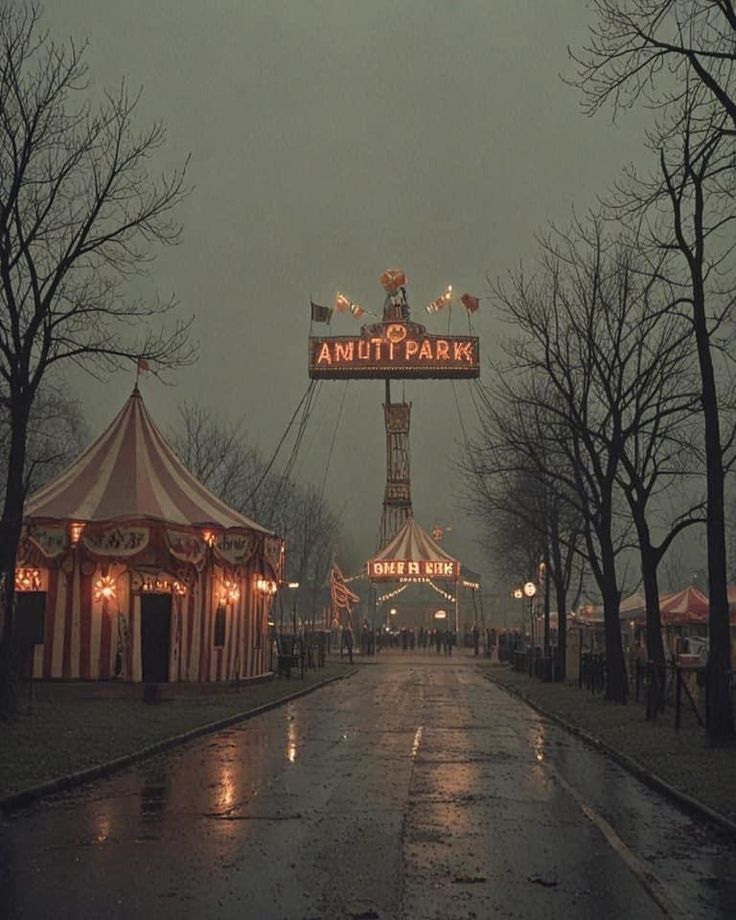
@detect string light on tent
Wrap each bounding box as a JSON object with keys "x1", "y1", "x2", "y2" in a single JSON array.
[
  {"x1": 427, "y1": 579, "x2": 455, "y2": 603},
  {"x1": 256, "y1": 577, "x2": 278, "y2": 596},
  {"x1": 140, "y1": 575, "x2": 187, "y2": 595},
  {"x1": 462, "y1": 579, "x2": 480, "y2": 590},
  {"x1": 15, "y1": 568, "x2": 41, "y2": 592},
  {"x1": 220, "y1": 580, "x2": 241, "y2": 604},
  {"x1": 377, "y1": 583, "x2": 408, "y2": 604},
  {"x1": 94, "y1": 575, "x2": 116, "y2": 601},
  {"x1": 202, "y1": 529, "x2": 216, "y2": 547}
]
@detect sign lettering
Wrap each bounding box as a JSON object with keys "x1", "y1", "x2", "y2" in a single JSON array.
[
  {"x1": 309, "y1": 323, "x2": 479, "y2": 380},
  {"x1": 368, "y1": 559, "x2": 460, "y2": 580},
  {"x1": 26, "y1": 525, "x2": 69, "y2": 559},
  {"x1": 213, "y1": 531, "x2": 258, "y2": 566},
  {"x1": 83, "y1": 526, "x2": 149, "y2": 557}
]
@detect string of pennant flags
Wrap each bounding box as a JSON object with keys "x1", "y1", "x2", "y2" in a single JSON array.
[{"x1": 310, "y1": 276, "x2": 480, "y2": 324}]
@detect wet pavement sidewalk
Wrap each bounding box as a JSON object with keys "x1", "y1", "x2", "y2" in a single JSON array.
[{"x1": 2, "y1": 655, "x2": 735, "y2": 918}]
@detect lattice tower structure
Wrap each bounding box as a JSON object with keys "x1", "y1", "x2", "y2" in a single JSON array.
[{"x1": 380, "y1": 395, "x2": 412, "y2": 547}]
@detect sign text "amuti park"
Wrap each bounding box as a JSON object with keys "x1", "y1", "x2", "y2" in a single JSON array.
[{"x1": 308, "y1": 324, "x2": 480, "y2": 380}]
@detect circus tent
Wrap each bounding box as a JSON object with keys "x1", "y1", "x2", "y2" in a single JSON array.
[
  {"x1": 367, "y1": 517, "x2": 460, "y2": 581},
  {"x1": 658, "y1": 586, "x2": 709, "y2": 626},
  {"x1": 16, "y1": 387, "x2": 282, "y2": 683},
  {"x1": 366, "y1": 517, "x2": 468, "y2": 630}
]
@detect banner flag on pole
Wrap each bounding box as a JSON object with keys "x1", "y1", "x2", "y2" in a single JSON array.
[
  {"x1": 335, "y1": 291, "x2": 351, "y2": 313},
  {"x1": 311, "y1": 301, "x2": 333, "y2": 323},
  {"x1": 425, "y1": 285, "x2": 453, "y2": 314},
  {"x1": 460, "y1": 293, "x2": 480, "y2": 313},
  {"x1": 350, "y1": 302, "x2": 365, "y2": 319}
]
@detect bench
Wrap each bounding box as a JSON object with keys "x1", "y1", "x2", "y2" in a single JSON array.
[{"x1": 274, "y1": 634, "x2": 304, "y2": 679}]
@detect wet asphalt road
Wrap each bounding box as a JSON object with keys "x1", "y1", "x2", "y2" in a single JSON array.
[{"x1": 2, "y1": 655, "x2": 736, "y2": 919}]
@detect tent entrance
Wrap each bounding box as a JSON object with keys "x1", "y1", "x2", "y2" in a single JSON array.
[{"x1": 141, "y1": 594, "x2": 172, "y2": 682}]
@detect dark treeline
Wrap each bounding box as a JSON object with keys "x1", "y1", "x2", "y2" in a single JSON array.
[{"x1": 463, "y1": 2, "x2": 736, "y2": 744}]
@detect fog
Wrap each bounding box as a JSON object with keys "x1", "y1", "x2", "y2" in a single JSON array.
[{"x1": 45, "y1": 0, "x2": 652, "y2": 584}]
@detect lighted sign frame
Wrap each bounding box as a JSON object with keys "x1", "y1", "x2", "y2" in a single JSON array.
[
  {"x1": 309, "y1": 321, "x2": 480, "y2": 380},
  {"x1": 368, "y1": 559, "x2": 460, "y2": 580}
]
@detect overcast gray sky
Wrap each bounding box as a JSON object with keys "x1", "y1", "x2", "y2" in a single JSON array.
[{"x1": 46, "y1": 0, "x2": 650, "y2": 585}]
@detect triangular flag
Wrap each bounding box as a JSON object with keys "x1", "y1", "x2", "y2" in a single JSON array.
[
  {"x1": 335, "y1": 292, "x2": 351, "y2": 313},
  {"x1": 350, "y1": 303, "x2": 365, "y2": 319},
  {"x1": 137, "y1": 357, "x2": 150, "y2": 372}
]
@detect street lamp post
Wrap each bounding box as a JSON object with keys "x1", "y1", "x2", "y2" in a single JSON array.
[
  {"x1": 288, "y1": 581, "x2": 300, "y2": 635},
  {"x1": 523, "y1": 581, "x2": 537, "y2": 676}
]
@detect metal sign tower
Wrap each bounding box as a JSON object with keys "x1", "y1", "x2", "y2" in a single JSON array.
[{"x1": 308, "y1": 273, "x2": 480, "y2": 547}]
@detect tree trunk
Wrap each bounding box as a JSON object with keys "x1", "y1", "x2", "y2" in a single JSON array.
[
  {"x1": 555, "y1": 580, "x2": 567, "y2": 682},
  {"x1": 691, "y1": 276, "x2": 734, "y2": 744},
  {"x1": 0, "y1": 399, "x2": 31, "y2": 715},
  {"x1": 640, "y1": 545, "x2": 667, "y2": 718},
  {"x1": 602, "y1": 585, "x2": 627, "y2": 702}
]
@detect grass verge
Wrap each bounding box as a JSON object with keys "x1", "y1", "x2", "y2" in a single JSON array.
[{"x1": 0, "y1": 663, "x2": 351, "y2": 802}]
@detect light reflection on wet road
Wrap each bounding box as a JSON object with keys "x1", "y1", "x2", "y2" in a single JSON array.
[{"x1": 2, "y1": 657, "x2": 736, "y2": 918}]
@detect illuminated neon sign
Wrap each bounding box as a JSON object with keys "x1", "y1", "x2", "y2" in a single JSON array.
[
  {"x1": 309, "y1": 322, "x2": 479, "y2": 379},
  {"x1": 368, "y1": 559, "x2": 460, "y2": 579}
]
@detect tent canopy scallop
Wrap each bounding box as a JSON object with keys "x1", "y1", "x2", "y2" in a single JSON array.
[{"x1": 24, "y1": 387, "x2": 271, "y2": 534}]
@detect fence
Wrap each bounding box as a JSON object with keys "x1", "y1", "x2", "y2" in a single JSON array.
[
  {"x1": 578, "y1": 652, "x2": 606, "y2": 694},
  {"x1": 579, "y1": 652, "x2": 736, "y2": 733}
]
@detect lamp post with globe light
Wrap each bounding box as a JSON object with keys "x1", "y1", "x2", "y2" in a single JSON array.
[{"x1": 523, "y1": 581, "x2": 537, "y2": 675}]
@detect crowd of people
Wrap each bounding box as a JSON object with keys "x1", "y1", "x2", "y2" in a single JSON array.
[
  {"x1": 332, "y1": 619, "x2": 510, "y2": 661},
  {"x1": 334, "y1": 621, "x2": 461, "y2": 658},
  {"x1": 385, "y1": 625, "x2": 458, "y2": 655}
]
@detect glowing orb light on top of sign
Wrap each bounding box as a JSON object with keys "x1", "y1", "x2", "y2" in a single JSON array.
[{"x1": 380, "y1": 268, "x2": 407, "y2": 293}]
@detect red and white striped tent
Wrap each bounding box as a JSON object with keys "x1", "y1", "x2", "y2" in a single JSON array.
[
  {"x1": 367, "y1": 517, "x2": 460, "y2": 581},
  {"x1": 17, "y1": 387, "x2": 282, "y2": 683},
  {"x1": 367, "y1": 517, "x2": 463, "y2": 629},
  {"x1": 659, "y1": 585, "x2": 709, "y2": 626}
]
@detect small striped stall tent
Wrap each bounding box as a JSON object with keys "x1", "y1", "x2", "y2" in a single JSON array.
[{"x1": 17, "y1": 387, "x2": 282, "y2": 683}]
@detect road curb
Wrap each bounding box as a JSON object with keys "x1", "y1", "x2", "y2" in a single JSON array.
[
  {"x1": 485, "y1": 671, "x2": 736, "y2": 840},
  {"x1": 1, "y1": 668, "x2": 357, "y2": 817}
]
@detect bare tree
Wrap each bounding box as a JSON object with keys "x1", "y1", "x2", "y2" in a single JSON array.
[
  {"x1": 170, "y1": 401, "x2": 343, "y2": 627},
  {"x1": 0, "y1": 380, "x2": 88, "y2": 499},
  {"x1": 573, "y1": 0, "x2": 736, "y2": 744},
  {"x1": 462, "y1": 423, "x2": 583, "y2": 681},
  {"x1": 170, "y1": 402, "x2": 262, "y2": 515},
  {"x1": 0, "y1": 5, "x2": 193, "y2": 708},
  {"x1": 572, "y1": 1, "x2": 736, "y2": 127},
  {"x1": 489, "y1": 218, "x2": 703, "y2": 702}
]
